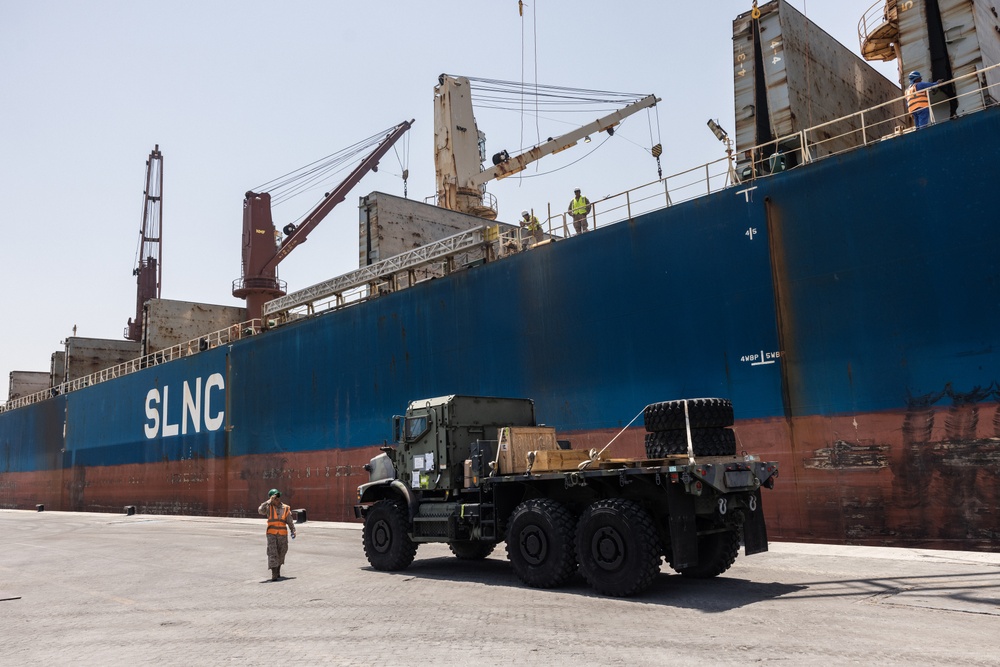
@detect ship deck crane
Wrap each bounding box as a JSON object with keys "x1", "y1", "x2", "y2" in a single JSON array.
[
  {"x1": 233, "y1": 120, "x2": 413, "y2": 322},
  {"x1": 125, "y1": 145, "x2": 163, "y2": 342},
  {"x1": 434, "y1": 75, "x2": 660, "y2": 218}
]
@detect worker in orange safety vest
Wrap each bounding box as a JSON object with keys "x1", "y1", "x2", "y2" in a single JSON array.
[
  {"x1": 258, "y1": 488, "x2": 296, "y2": 581},
  {"x1": 906, "y1": 71, "x2": 943, "y2": 129}
]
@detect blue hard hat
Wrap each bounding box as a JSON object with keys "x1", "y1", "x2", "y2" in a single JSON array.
[{"x1": 908, "y1": 71, "x2": 921, "y2": 81}]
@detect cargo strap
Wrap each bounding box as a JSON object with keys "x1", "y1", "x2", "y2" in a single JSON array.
[{"x1": 578, "y1": 407, "x2": 646, "y2": 470}]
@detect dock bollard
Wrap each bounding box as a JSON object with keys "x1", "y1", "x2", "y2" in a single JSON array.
[
  {"x1": 124, "y1": 505, "x2": 136, "y2": 516},
  {"x1": 293, "y1": 508, "x2": 307, "y2": 523},
  {"x1": 36, "y1": 504, "x2": 44, "y2": 512}
]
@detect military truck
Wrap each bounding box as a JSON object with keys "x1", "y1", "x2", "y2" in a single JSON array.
[{"x1": 354, "y1": 395, "x2": 778, "y2": 597}]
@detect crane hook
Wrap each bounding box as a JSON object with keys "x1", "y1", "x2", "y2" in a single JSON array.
[{"x1": 751, "y1": 1, "x2": 761, "y2": 19}]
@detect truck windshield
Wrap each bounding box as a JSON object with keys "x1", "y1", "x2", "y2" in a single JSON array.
[{"x1": 406, "y1": 415, "x2": 428, "y2": 441}]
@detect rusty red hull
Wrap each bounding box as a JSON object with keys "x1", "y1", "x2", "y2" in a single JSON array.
[{"x1": 5, "y1": 404, "x2": 998, "y2": 551}]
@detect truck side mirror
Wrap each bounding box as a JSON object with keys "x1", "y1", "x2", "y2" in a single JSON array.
[{"x1": 392, "y1": 415, "x2": 404, "y2": 444}]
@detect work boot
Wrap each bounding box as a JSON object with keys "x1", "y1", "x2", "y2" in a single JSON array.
[
  {"x1": 276, "y1": 566, "x2": 281, "y2": 579},
  {"x1": 271, "y1": 567, "x2": 279, "y2": 581}
]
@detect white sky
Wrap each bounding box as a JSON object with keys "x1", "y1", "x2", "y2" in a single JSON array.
[{"x1": 0, "y1": 0, "x2": 897, "y2": 402}]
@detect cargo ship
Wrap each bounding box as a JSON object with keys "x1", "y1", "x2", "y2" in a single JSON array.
[{"x1": 2, "y1": 0, "x2": 999, "y2": 551}]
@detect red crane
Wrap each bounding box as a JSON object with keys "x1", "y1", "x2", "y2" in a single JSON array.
[
  {"x1": 233, "y1": 120, "x2": 413, "y2": 322},
  {"x1": 126, "y1": 145, "x2": 163, "y2": 341}
]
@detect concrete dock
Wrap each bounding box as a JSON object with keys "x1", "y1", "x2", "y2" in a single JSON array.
[{"x1": 2, "y1": 509, "x2": 998, "y2": 666}]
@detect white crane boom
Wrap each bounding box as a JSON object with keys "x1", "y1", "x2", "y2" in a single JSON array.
[{"x1": 470, "y1": 94, "x2": 660, "y2": 188}]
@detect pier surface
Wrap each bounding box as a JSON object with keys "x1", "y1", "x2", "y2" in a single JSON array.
[{"x1": 2, "y1": 510, "x2": 998, "y2": 666}]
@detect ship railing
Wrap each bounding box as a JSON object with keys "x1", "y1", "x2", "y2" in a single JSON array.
[
  {"x1": 537, "y1": 156, "x2": 737, "y2": 235},
  {"x1": 521, "y1": 64, "x2": 999, "y2": 233},
  {"x1": 740, "y1": 63, "x2": 1000, "y2": 179},
  {"x1": 493, "y1": 225, "x2": 560, "y2": 256},
  {"x1": 0, "y1": 319, "x2": 263, "y2": 413},
  {"x1": 262, "y1": 226, "x2": 507, "y2": 323}
]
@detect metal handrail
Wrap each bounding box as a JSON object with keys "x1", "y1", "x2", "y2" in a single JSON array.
[
  {"x1": 538, "y1": 63, "x2": 1000, "y2": 234},
  {"x1": 858, "y1": 0, "x2": 898, "y2": 49},
  {"x1": 0, "y1": 319, "x2": 262, "y2": 413},
  {"x1": 744, "y1": 64, "x2": 1000, "y2": 178}
]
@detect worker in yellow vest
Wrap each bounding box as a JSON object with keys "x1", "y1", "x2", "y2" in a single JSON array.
[
  {"x1": 906, "y1": 71, "x2": 943, "y2": 129},
  {"x1": 258, "y1": 488, "x2": 296, "y2": 581},
  {"x1": 521, "y1": 210, "x2": 544, "y2": 246},
  {"x1": 567, "y1": 188, "x2": 591, "y2": 234}
]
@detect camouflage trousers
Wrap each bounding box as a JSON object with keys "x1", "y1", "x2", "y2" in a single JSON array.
[{"x1": 266, "y1": 533, "x2": 288, "y2": 569}]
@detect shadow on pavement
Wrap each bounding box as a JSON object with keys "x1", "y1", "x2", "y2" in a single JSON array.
[{"x1": 363, "y1": 556, "x2": 803, "y2": 611}]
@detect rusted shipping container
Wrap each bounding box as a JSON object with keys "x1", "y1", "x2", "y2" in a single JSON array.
[
  {"x1": 7, "y1": 371, "x2": 49, "y2": 401},
  {"x1": 142, "y1": 298, "x2": 246, "y2": 354},
  {"x1": 733, "y1": 0, "x2": 904, "y2": 170},
  {"x1": 63, "y1": 338, "x2": 141, "y2": 384},
  {"x1": 358, "y1": 192, "x2": 518, "y2": 289}
]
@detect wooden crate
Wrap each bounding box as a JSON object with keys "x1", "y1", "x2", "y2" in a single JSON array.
[
  {"x1": 527, "y1": 449, "x2": 591, "y2": 472},
  {"x1": 498, "y1": 427, "x2": 559, "y2": 474}
]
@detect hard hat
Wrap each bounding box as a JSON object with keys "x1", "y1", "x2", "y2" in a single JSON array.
[
  {"x1": 268, "y1": 489, "x2": 281, "y2": 497},
  {"x1": 521, "y1": 210, "x2": 529, "y2": 217},
  {"x1": 574, "y1": 187, "x2": 581, "y2": 192},
  {"x1": 908, "y1": 71, "x2": 921, "y2": 81}
]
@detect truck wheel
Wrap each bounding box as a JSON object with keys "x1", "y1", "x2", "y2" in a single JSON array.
[
  {"x1": 644, "y1": 428, "x2": 737, "y2": 458},
  {"x1": 449, "y1": 541, "x2": 496, "y2": 560},
  {"x1": 505, "y1": 498, "x2": 577, "y2": 589},
  {"x1": 575, "y1": 499, "x2": 661, "y2": 597},
  {"x1": 363, "y1": 499, "x2": 417, "y2": 571},
  {"x1": 670, "y1": 529, "x2": 740, "y2": 578},
  {"x1": 644, "y1": 398, "x2": 734, "y2": 432}
]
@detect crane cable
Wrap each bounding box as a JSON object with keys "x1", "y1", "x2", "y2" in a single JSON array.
[
  {"x1": 252, "y1": 125, "x2": 401, "y2": 212},
  {"x1": 392, "y1": 132, "x2": 410, "y2": 199},
  {"x1": 518, "y1": 1, "x2": 541, "y2": 184}
]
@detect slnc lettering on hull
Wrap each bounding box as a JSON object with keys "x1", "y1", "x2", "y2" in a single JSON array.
[{"x1": 144, "y1": 373, "x2": 225, "y2": 439}]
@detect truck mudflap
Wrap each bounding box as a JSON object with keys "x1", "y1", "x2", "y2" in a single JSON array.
[
  {"x1": 665, "y1": 480, "x2": 699, "y2": 569},
  {"x1": 743, "y1": 489, "x2": 769, "y2": 555}
]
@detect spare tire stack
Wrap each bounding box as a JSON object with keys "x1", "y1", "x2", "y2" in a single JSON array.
[{"x1": 643, "y1": 398, "x2": 737, "y2": 458}]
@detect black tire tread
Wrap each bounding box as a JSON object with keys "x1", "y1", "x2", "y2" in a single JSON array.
[
  {"x1": 505, "y1": 498, "x2": 578, "y2": 589},
  {"x1": 448, "y1": 541, "x2": 497, "y2": 560},
  {"x1": 644, "y1": 398, "x2": 734, "y2": 432},
  {"x1": 575, "y1": 499, "x2": 661, "y2": 597},
  {"x1": 644, "y1": 428, "x2": 737, "y2": 458},
  {"x1": 671, "y1": 529, "x2": 741, "y2": 578},
  {"x1": 362, "y1": 499, "x2": 417, "y2": 571}
]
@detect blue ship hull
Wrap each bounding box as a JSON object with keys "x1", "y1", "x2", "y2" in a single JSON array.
[{"x1": 2, "y1": 108, "x2": 999, "y2": 549}]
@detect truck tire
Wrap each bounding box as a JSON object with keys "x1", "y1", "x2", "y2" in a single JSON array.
[
  {"x1": 505, "y1": 498, "x2": 577, "y2": 589},
  {"x1": 362, "y1": 499, "x2": 417, "y2": 571},
  {"x1": 644, "y1": 398, "x2": 734, "y2": 432},
  {"x1": 449, "y1": 541, "x2": 496, "y2": 560},
  {"x1": 670, "y1": 529, "x2": 740, "y2": 578},
  {"x1": 644, "y1": 428, "x2": 737, "y2": 458},
  {"x1": 575, "y1": 499, "x2": 661, "y2": 597}
]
